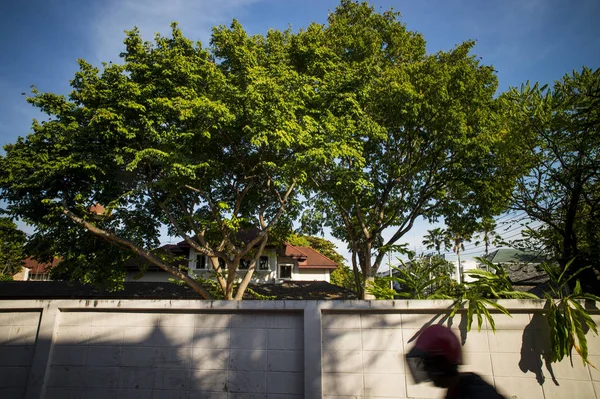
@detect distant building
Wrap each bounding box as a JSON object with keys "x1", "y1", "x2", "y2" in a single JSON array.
[
  {"x1": 12, "y1": 257, "x2": 59, "y2": 281},
  {"x1": 125, "y1": 240, "x2": 338, "y2": 284},
  {"x1": 481, "y1": 248, "x2": 549, "y2": 295}
]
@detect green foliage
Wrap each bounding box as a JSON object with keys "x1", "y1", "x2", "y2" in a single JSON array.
[
  {"x1": 0, "y1": 217, "x2": 27, "y2": 277},
  {"x1": 474, "y1": 217, "x2": 502, "y2": 256},
  {"x1": 299, "y1": 0, "x2": 518, "y2": 298},
  {"x1": 422, "y1": 228, "x2": 450, "y2": 255},
  {"x1": 367, "y1": 255, "x2": 456, "y2": 299},
  {"x1": 503, "y1": 67, "x2": 600, "y2": 292},
  {"x1": 0, "y1": 20, "x2": 315, "y2": 299},
  {"x1": 330, "y1": 265, "x2": 357, "y2": 291},
  {"x1": 246, "y1": 287, "x2": 277, "y2": 300},
  {"x1": 539, "y1": 260, "x2": 600, "y2": 366},
  {"x1": 366, "y1": 276, "x2": 398, "y2": 300},
  {"x1": 450, "y1": 258, "x2": 538, "y2": 332}
]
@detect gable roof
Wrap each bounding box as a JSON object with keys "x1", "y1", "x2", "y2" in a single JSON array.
[
  {"x1": 283, "y1": 242, "x2": 309, "y2": 259},
  {"x1": 295, "y1": 246, "x2": 338, "y2": 269},
  {"x1": 482, "y1": 248, "x2": 548, "y2": 286},
  {"x1": 23, "y1": 257, "x2": 60, "y2": 275},
  {"x1": 281, "y1": 243, "x2": 338, "y2": 269}
]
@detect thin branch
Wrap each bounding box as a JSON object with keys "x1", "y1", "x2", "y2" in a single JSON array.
[
  {"x1": 240, "y1": 179, "x2": 297, "y2": 257},
  {"x1": 62, "y1": 207, "x2": 212, "y2": 299}
]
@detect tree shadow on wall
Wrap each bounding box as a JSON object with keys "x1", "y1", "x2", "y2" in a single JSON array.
[
  {"x1": 38, "y1": 310, "x2": 304, "y2": 398},
  {"x1": 519, "y1": 312, "x2": 557, "y2": 386}
]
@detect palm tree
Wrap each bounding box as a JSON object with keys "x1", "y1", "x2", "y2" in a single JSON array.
[
  {"x1": 447, "y1": 230, "x2": 471, "y2": 283},
  {"x1": 422, "y1": 228, "x2": 450, "y2": 255},
  {"x1": 475, "y1": 217, "x2": 502, "y2": 256}
]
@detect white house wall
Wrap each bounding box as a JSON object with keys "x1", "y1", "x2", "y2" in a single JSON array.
[
  {"x1": 188, "y1": 248, "x2": 278, "y2": 282},
  {"x1": 129, "y1": 248, "x2": 334, "y2": 283},
  {"x1": 296, "y1": 268, "x2": 331, "y2": 283},
  {"x1": 461, "y1": 259, "x2": 479, "y2": 283}
]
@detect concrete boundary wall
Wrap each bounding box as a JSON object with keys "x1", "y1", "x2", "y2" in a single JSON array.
[{"x1": 0, "y1": 299, "x2": 598, "y2": 399}]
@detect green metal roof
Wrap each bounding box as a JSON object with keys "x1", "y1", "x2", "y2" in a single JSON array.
[{"x1": 484, "y1": 248, "x2": 545, "y2": 264}]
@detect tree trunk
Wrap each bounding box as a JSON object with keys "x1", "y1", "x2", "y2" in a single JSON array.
[
  {"x1": 456, "y1": 249, "x2": 462, "y2": 284},
  {"x1": 351, "y1": 249, "x2": 364, "y2": 298},
  {"x1": 363, "y1": 276, "x2": 376, "y2": 300}
]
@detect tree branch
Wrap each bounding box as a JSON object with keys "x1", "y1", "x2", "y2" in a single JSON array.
[
  {"x1": 62, "y1": 207, "x2": 212, "y2": 299},
  {"x1": 234, "y1": 234, "x2": 268, "y2": 300}
]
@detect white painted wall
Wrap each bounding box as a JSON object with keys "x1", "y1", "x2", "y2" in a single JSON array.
[
  {"x1": 188, "y1": 248, "x2": 278, "y2": 282},
  {"x1": 2, "y1": 299, "x2": 599, "y2": 399},
  {"x1": 296, "y1": 268, "x2": 331, "y2": 283},
  {"x1": 129, "y1": 249, "x2": 335, "y2": 283},
  {"x1": 461, "y1": 259, "x2": 480, "y2": 283}
]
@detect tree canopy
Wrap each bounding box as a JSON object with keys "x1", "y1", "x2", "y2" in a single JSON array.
[
  {"x1": 0, "y1": 217, "x2": 27, "y2": 279},
  {"x1": 3, "y1": 1, "x2": 585, "y2": 299},
  {"x1": 0, "y1": 22, "x2": 315, "y2": 299},
  {"x1": 503, "y1": 67, "x2": 600, "y2": 292},
  {"x1": 297, "y1": 1, "x2": 521, "y2": 297}
]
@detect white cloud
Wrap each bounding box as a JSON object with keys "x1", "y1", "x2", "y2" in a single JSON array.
[{"x1": 91, "y1": 0, "x2": 263, "y2": 63}]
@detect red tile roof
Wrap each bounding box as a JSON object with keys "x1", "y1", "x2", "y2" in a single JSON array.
[
  {"x1": 23, "y1": 257, "x2": 60, "y2": 275},
  {"x1": 283, "y1": 242, "x2": 309, "y2": 259},
  {"x1": 89, "y1": 204, "x2": 106, "y2": 215},
  {"x1": 283, "y1": 244, "x2": 338, "y2": 269}
]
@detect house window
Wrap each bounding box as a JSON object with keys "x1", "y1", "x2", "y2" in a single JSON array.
[
  {"x1": 195, "y1": 255, "x2": 207, "y2": 270},
  {"x1": 279, "y1": 264, "x2": 292, "y2": 279},
  {"x1": 239, "y1": 259, "x2": 251, "y2": 270},
  {"x1": 259, "y1": 256, "x2": 269, "y2": 271}
]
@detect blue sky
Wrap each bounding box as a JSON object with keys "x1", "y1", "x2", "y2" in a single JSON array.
[{"x1": 1, "y1": 0, "x2": 599, "y2": 264}]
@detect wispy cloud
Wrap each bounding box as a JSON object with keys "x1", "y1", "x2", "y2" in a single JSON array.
[{"x1": 91, "y1": 0, "x2": 263, "y2": 63}]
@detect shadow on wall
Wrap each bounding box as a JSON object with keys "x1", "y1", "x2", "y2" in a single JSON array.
[
  {"x1": 321, "y1": 305, "x2": 600, "y2": 399},
  {"x1": 42, "y1": 311, "x2": 304, "y2": 398},
  {"x1": 519, "y1": 312, "x2": 557, "y2": 386},
  {"x1": 0, "y1": 311, "x2": 41, "y2": 398}
]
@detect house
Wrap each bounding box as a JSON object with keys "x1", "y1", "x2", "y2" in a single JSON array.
[
  {"x1": 126, "y1": 240, "x2": 338, "y2": 283},
  {"x1": 481, "y1": 248, "x2": 548, "y2": 294},
  {"x1": 11, "y1": 257, "x2": 57, "y2": 281},
  {"x1": 459, "y1": 259, "x2": 481, "y2": 283}
]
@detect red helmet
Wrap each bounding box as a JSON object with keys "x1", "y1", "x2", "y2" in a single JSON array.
[
  {"x1": 413, "y1": 325, "x2": 462, "y2": 364},
  {"x1": 406, "y1": 325, "x2": 462, "y2": 383}
]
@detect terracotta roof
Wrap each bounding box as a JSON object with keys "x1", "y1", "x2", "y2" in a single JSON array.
[
  {"x1": 283, "y1": 242, "x2": 309, "y2": 259},
  {"x1": 294, "y1": 246, "x2": 338, "y2": 269},
  {"x1": 23, "y1": 257, "x2": 60, "y2": 275},
  {"x1": 89, "y1": 204, "x2": 106, "y2": 215}
]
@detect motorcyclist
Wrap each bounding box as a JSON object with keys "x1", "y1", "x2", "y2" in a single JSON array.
[{"x1": 406, "y1": 324, "x2": 506, "y2": 399}]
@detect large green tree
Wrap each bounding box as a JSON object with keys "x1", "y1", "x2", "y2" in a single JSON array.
[
  {"x1": 297, "y1": 1, "x2": 519, "y2": 298},
  {"x1": 0, "y1": 22, "x2": 314, "y2": 299},
  {"x1": 0, "y1": 217, "x2": 27, "y2": 279},
  {"x1": 503, "y1": 67, "x2": 600, "y2": 292}
]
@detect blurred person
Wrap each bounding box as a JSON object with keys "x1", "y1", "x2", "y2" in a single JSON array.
[{"x1": 406, "y1": 325, "x2": 506, "y2": 399}]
